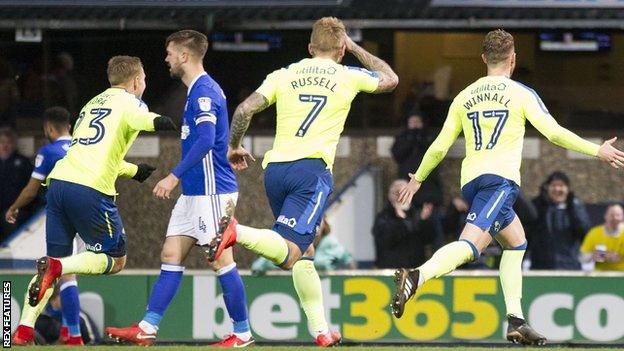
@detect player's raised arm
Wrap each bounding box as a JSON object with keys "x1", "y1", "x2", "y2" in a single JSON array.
[
  {"x1": 398, "y1": 103, "x2": 463, "y2": 206},
  {"x1": 344, "y1": 35, "x2": 398, "y2": 93},
  {"x1": 523, "y1": 89, "x2": 624, "y2": 168}
]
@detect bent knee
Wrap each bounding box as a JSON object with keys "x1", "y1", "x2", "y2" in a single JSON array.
[{"x1": 108, "y1": 256, "x2": 127, "y2": 274}]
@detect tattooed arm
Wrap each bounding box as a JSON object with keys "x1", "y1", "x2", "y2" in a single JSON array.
[
  {"x1": 229, "y1": 92, "x2": 270, "y2": 148},
  {"x1": 345, "y1": 36, "x2": 398, "y2": 93}
]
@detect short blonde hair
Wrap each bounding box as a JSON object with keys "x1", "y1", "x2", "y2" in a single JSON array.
[
  {"x1": 482, "y1": 29, "x2": 514, "y2": 65},
  {"x1": 107, "y1": 56, "x2": 143, "y2": 85},
  {"x1": 310, "y1": 17, "x2": 346, "y2": 54},
  {"x1": 166, "y1": 30, "x2": 208, "y2": 58}
]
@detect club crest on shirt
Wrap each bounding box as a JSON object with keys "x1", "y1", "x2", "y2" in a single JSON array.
[
  {"x1": 35, "y1": 154, "x2": 44, "y2": 167},
  {"x1": 198, "y1": 97, "x2": 212, "y2": 112}
]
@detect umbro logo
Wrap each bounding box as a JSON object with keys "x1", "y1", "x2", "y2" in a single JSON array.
[{"x1": 467, "y1": 212, "x2": 477, "y2": 221}]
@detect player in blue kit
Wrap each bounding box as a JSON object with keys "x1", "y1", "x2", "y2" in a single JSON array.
[{"x1": 106, "y1": 30, "x2": 253, "y2": 348}]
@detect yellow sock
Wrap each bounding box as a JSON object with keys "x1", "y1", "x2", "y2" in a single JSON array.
[
  {"x1": 419, "y1": 240, "x2": 475, "y2": 283},
  {"x1": 500, "y1": 250, "x2": 525, "y2": 318},
  {"x1": 292, "y1": 259, "x2": 328, "y2": 336},
  {"x1": 60, "y1": 251, "x2": 112, "y2": 275},
  {"x1": 20, "y1": 275, "x2": 54, "y2": 328},
  {"x1": 237, "y1": 225, "x2": 289, "y2": 265}
]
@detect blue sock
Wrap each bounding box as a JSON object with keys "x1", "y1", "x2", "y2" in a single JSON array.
[
  {"x1": 217, "y1": 263, "x2": 250, "y2": 334},
  {"x1": 59, "y1": 280, "x2": 81, "y2": 336},
  {"x1": 143, "y1": 264, "x2": 184, "y2": 328}
]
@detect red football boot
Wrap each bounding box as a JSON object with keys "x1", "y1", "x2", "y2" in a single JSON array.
[
  {"x1": 316, "y1": 330, "x2": 342, "y2": 347},
  {"x1": 211, "y1": 334, "x2": 255, "y2": 348},
  {"x1": 105, "y1": 323, "x2": 156, "y2": 346},
  {"x1": 28, "y1": 256, "x2": 62, "y2": 306},
  {"x1": 206, "y1": 200, "x2": 238, "y2": 262},
  {"x1": 12, "y1": 325, "x2": 35, "y2": 346}
]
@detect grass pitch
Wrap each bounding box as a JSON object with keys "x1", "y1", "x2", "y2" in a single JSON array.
[{"x1": 13, "y1": 346, "x2": 624, "y2": 351}]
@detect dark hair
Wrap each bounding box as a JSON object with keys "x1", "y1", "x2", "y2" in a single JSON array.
[
  {"x1": 166, "y1": 30, "x2": 208, "y2": 58},
  {"x1": 43, "y1": 106, "x2": 71, "y2": 131},
  {"x1": 546, "y1": 171, "x2": 570, "y2": 186}
]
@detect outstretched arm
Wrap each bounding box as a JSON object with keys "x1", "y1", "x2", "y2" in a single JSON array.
[
  {"x1": 344, "y1": 36, "x2": 398, "y2": 93},
  {"x1": 527, "y1": 106, "x2": 624, "y2": 168},
  {"x1": 398, "y1": 106, "x2": 462, "y2": 206},
  {"x1": 5, "y1": 178, "x2": 41, "y2": 224}
]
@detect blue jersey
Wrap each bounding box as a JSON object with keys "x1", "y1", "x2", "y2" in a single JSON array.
[
  {"x1": 174, "y1": 72, "x2": 237, "y2": 195},
  {"x1": 32, "y1": 136, "x2": 71, "y2": 181}
]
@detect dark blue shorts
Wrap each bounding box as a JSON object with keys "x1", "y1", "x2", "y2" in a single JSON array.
[
  {"x1": 461, "y1": 174, "x2": 519, "y2": 236},
  {"x1": 46, "y1": 179, "x2": 127, "y2": 257},
  {"x1": 264, "y1": 159, "x2": 334, "y2": 255}
]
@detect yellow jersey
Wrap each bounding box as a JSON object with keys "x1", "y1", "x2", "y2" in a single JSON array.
[
  {"x1": 256, "y1": 57, "x2": 379, "y2": 169},
  {"x1": 580, "y1": 225, "x2": 624, "y2": 271},
  {"x1": 49, "y1": 88, "x2": 158, "y2": 195},
  {"x1": 413, "y1": 75, "x2": 600, "y2": 187}
]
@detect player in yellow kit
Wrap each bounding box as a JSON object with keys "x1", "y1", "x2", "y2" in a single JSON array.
[
  {"x1": 12, "y1": 56, "x2": 176, "y2": 344},
  {"x1": 391, "y1": 29, "x2": 624, "y2": 345},
  {"x1": 206, "y1": 17, "x2": 398, "y2": 346}
]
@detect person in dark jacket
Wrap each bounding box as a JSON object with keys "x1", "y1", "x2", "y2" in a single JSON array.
[
  {"x1": 373, "y1": 179, "x2": 443, "y2": 268},
  {"x1": 391, "y1": 112, "x2": 442, "y2": 206},
  {"x1": 0, "y1": 127, "x2": 32, "y2": 241},
  {"x1": 528, "y1": 171, "x2": 590, "y2": 270}
]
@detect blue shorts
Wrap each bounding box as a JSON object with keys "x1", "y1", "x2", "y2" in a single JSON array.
[
  {"x1": 461, "y1": 174, "x2": 519, "y2": 236},
  {"x1": 264, "y1": 159, "x2": 334, "y2": 255},
  {"x1": 46, "y1": 179, "x2": 127, "y2": 257}
]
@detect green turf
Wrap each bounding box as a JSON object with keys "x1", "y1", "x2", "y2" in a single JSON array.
[{"x1": 13, "y1": 346, "x2": 624, "y2": 351}]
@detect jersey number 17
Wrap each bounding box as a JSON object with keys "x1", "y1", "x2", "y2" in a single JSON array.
[{"x1": 467, "y1": 109, "x2": 509, "y2": 150}]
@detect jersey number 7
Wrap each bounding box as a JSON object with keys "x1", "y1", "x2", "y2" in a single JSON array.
[
  {"x1": 467, "y1": 109, "x2": 509, "y2": 150},
  {"x1": 296, "y1": 94, "x2": 327, "y2": 137}
]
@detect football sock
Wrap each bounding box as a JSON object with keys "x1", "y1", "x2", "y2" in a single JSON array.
[
  {"x1": 20, "y1": 275, "x2": 54, "y2": 328},
  {"x1": 236, "y1": 225, "x2": 289, "y2": 265},
  {"x1": 60, "y1": 252, "x2": 113, "y2": 275},
  {"x1": 217, "y1": 263, "x2": 251, "y2": 341},
  {"x1": 418, "y1": 240, "x2": 476, "y2": 284},
  {"x1": 292, "y1": 258, "x2": 329, "y2": 337},
  {"x1": 59, "y1": 279, "x2": 82, "y2": 336},
  {"x1": 500, "y1": 247, "x2": 526, "y2": 319},
  {"x1": 142, "y1": 263, "x2": 185, "y2": 331}
]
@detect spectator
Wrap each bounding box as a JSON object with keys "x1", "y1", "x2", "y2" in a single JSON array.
[
  {"x1": 391, "y1": 111, "x2": 442, "y2": 206},
  {"x1": 0, "y1": 127, "x2": 33, "y2": 241},
  {"x1": 0, "y1": 59, "x2": 19, "y2": 127},
  {"x1": 372, "y1": 179, "x2": 442, "y2": 268},
  {"x1": 251, "y1": 217, "x2": 354, "y2": 275},
  {"x1": 528, "y1": 171, "x2": 591, "y2": 270},
  {"x1": 579, "y1": 203, "x2": 624, "y2": 271},
  {"x1": 46, "y1": 52, "x2": 79, "y2": 116}
]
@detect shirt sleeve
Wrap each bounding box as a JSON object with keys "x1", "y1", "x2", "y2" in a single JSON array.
[
  {"x1": 522, "y1": 87, "x2": 600, "y2": 157},
  {"x1": 579, "y1": 228, "x2": 596, "y2": 254},
  {"x1": 171, "y1": 86, "x2": 218, "y2": 178},
  {"x1": 118, "y1": 160, "x2": 138, "y2": 178},
  {"x1": 31, "y1": 147, "x2": 52, "y2": 181},
  {"x1": 413, "y1": 100, "x2": 463, "y2": 182},
  {"x1": 255, "y1": 70, "x2": 280, "y2": 104},
  {"x1": 123, "y1": 97, "x2": 158, "y2": 132},
  {"x1": 346, "y1": 66, "x2": 380, "y2": 93}
]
